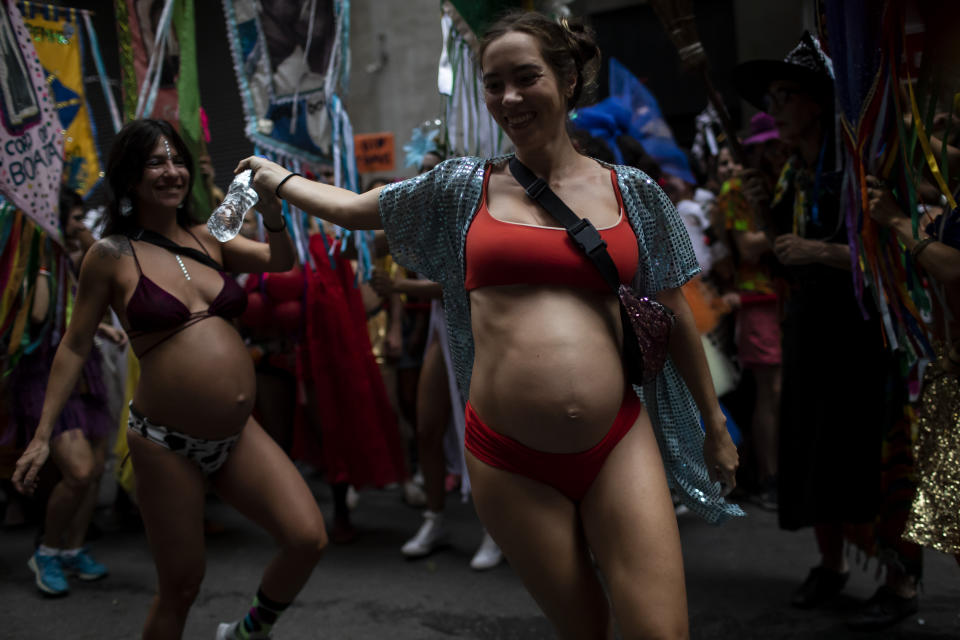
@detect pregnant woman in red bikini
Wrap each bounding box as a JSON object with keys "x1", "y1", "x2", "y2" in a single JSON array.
[{"x1": 237, "y1": 12, "x2": 740, "y2": 638}]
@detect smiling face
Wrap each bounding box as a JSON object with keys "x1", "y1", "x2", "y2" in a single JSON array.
[
  {"x1": 64, "y1": 206, "x2": 85, "y2": 239},
  {"x1": 481, "y1": 31, "x2": 573, "y2": 149},
  {"x1": 133, "y1": 137, "x2": 190, "y2": 211}
]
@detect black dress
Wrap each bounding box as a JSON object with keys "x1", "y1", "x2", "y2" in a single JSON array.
[{"x1": 772, "y1": 160, "x2": 887, "y2": 531}]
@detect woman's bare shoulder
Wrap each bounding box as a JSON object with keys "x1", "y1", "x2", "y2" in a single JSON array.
[
  {"x1": 79, "y1": 235, "x2": 134, "y2": 285},
  {"x1": 90, "y1": 235, "x2": 134, "y2": 261}
]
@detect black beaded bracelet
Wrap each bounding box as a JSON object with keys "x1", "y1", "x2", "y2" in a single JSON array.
[
  {"x1": 275, "y1": 172, "x2": 302, "y2": 199},
  {"x1": 263, "y1": 216, "x2": 287, "y2": 233}
]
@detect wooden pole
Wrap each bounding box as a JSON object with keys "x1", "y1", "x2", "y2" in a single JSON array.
[{"x1": 649, "y1": 0, "x2": 746, "y2": 164}]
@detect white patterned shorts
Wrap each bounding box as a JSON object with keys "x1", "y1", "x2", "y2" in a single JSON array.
[{"x1": 127, "y1": 404, "x2": 241, "y2": 475}]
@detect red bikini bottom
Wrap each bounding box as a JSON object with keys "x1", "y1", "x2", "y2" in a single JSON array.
[{"x1": 465, "y1": 389, "x2": 644, "y2": 502}]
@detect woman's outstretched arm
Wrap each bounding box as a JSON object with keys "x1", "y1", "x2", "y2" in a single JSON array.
[{"x1": 236, "y1": 156, "x2": 383, "y2": 230}]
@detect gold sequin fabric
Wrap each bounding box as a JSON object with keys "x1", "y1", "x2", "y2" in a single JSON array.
[
  {"x1": 379, "y1": 155, "x2": 744, "y2": 523},
  {"x1": 903, "y1": 355, "x2": 960, "y2": 554}
]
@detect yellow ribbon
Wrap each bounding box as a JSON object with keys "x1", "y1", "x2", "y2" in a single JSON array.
[
  {"x1": 906, "y1": 76, "x2": 957, "y2": 210},
  {"x1": 113, "y1": 348, "x2": 141, "y2": 496},
  {"x1": 0, "y1": 215, "x2": 27, "y2": 326}
]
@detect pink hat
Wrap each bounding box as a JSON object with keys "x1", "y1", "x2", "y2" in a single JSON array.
[{"x1": 743, "y1": 112, "x2": 779, "y2": 146}]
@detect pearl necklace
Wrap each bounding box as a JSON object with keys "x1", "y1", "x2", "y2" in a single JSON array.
[{"x1": 175, "y1": 254, "x2": 191, "y2": 281}]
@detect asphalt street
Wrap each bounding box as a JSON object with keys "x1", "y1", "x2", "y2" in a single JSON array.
[{"x1": 2, "y1": 476, "x2": 959, "y2": 639}]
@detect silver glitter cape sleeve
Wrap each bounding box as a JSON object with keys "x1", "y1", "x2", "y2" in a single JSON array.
[
  {"x1": 378, "y1": 156, "x2": 486, "y2": 401},
  {"x1": 377, "y1": 157, "x2": 475, "y2": 284},
  {"x1": 379, "y1": 156, "x2": 743, "y2": 524},
  {"x1": 615, "y1": 164, "x2": 744, "y2": 523}
]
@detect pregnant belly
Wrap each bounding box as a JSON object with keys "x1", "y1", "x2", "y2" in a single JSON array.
[
  {"x1": 469, "y1": 289, "x2": 629, "y2": 453},
  {"x1": 132, "y1": 319, "x2": 256, "y2": 439}
]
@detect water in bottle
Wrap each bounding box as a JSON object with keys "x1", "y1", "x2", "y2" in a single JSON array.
[{"x1": 207, "y1": 169, "x2": 259, "y2": 242}]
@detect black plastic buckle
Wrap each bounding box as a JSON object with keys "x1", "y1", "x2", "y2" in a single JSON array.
[
  {"x1": 525, "y1": 178, "x2": 548, "y2": 200},
  {"x1": 568, "y1": 218, "x2": 607, "y2": 256}
]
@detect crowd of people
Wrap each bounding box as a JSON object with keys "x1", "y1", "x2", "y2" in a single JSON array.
[{"x1": 1, "y1": 6, "x2": 957, "y2": 640}]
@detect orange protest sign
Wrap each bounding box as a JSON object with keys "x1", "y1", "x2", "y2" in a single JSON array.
[{"x1": 354, "y1": 133, "x2": 395, "y2": 173}]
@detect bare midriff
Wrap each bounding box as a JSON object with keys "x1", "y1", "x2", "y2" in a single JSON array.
[
  {"x1": 468, "y1": 285, "x2": 628, "y2": 453},
  {"x1": 110, "y1": 242, "x2": 256, "y2": 441},
  {"x1": 130, "y1": 318, "x2": 256, "y2": 439}
]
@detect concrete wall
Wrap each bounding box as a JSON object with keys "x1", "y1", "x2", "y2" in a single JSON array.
[
  {"x1": 346, "y1": 0, "x2": 444, "y2": 184},
  {"x1": 344, "y1": 0, "x2": 817, "y2": 180}
]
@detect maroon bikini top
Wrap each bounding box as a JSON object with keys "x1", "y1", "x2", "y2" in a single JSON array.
[{"x1": 125, "y1": 229, "x2": 246, "y2": 358}]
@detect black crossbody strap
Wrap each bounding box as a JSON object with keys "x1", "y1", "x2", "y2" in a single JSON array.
[
  {"x1": 508, "y1": 157, "x2": 621, "y2": 293},
  {"x1": 125, "y1": 228, "x2": 225, "y2": 271}
]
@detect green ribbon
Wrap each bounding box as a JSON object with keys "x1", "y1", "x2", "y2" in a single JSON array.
[{"x1": 173, "y1": 0, "x2": 212, "y2": 220}]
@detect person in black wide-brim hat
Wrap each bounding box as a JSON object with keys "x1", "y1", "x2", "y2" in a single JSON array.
[
  {"x1": 731, "y1": 33, "x2": 922, "y2": 631},
  {"x1": 733, "y1": 32, "x2": 834, "y2": 115}
]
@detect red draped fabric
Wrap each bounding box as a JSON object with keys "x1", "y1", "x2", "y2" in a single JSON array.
[{"x1": 293, "y1": 234, "x2": 406, "y2": 487}]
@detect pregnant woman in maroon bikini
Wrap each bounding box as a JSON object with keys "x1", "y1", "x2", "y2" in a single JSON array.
[{"x1": 13, "y1": 119, "x2": 326, "y2": 640}]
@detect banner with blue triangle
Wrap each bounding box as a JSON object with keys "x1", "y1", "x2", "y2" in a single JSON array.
[{"x1": 19, "y1": 1, "x2": 102, "y2": 197}]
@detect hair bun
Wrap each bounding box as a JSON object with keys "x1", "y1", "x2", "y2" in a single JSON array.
[{"x1": 561, "y1": 18, "x2": 600, "y2": 107}]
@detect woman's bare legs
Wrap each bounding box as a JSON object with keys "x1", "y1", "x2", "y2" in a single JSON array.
[
  {"x1": 212, "y1": 418, "x2": 327, "y2": 602},
  {"x1": 580, "y1": 409, "x2": 689, "y2": 639},
  {"x1": 466, "y1": 451, "x2": 612, "y2": 639},
  {"x1": 63, "y1": 437, "x2": 108, "y2": 549},
  {"x1": 127, "y1": 432, "x2": 207, "y2": 640},
  {"x1": 417, "y1": 338, "x2": 451, "y2": 513},
  {"x1": 401, "y1": 338, "x2": 454, "y2": 557},
  {"x1": 815, "y1": 524, "x2": 848, "y2": 574},
  {"x1": 466, "y1": 407, "x2": 689, "y2": 639},
  {"x1": 44, "y1": 430, "x2": 105, "y2": 549},
  {"x1": 752, "y1": 365, "x2": 782, "y2": 485},
  {"x1": 129, "y1": 418, "x2": 326, "y2": 639}
]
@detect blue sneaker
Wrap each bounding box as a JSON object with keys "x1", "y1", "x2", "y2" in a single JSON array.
[
  {"x1": 27, "y1": 551, "x2": 69, "y2": 596},
  {"x1": 60, "y1": 548, "x2": 108, "y2": 581}
]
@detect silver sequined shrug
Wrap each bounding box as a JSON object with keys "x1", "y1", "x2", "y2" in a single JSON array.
[{"x1": 380, "y1": 156, "x2": 744, "y2": 523}]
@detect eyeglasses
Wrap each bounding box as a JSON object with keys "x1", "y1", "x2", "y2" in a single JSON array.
[{"x1": 763, "y1": 86, "x2": 799, "y2": 110}]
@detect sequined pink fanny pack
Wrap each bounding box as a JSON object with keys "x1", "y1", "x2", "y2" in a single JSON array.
[{"x1": 509, "y1": 158, "x2": 675, "y2": 385}]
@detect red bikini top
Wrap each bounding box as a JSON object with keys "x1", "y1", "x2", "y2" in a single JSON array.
[
  {"x1": 465, "y1": 168, "x2": 639, "y2": 292},
  {"x1": 125, "y1": 231, "x2": 247, "y2": 358}
]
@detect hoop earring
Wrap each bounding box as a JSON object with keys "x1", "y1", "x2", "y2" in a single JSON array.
[{"x1": 119, "y1": 197, "x2": 133, "y2": 217}]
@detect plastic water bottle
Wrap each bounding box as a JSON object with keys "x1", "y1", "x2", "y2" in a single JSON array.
[{"x1": 207, "y1": 169, "x2": 259, "y2": 242}]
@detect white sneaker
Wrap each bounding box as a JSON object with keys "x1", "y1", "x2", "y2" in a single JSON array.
[
  {"x1": 402, "y1": 480, "x2": 427, "y2": 507},
  {"x1": 215, "y1": 622, "x2": 238, "y2": 640},
  {"x1": 401, "y1": 511, "x2": 448, "y2": 557},
  {"x1": 346, "y1": 485, "x2": 359, "y2": 511},
  {"x1": 470, "y1": 532, "x2": 503, "y2": 571}
]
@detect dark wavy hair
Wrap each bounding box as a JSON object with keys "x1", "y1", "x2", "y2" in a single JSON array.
[
  {"x1": 479, "y1": 11, "x2": 600, "y2": 110},
  {"x1": 102, "y1": 119, "x2": 195, "y2": 237},
  {"x1": 58, "y1": 186, "x2": 84, "y2": 232}
]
